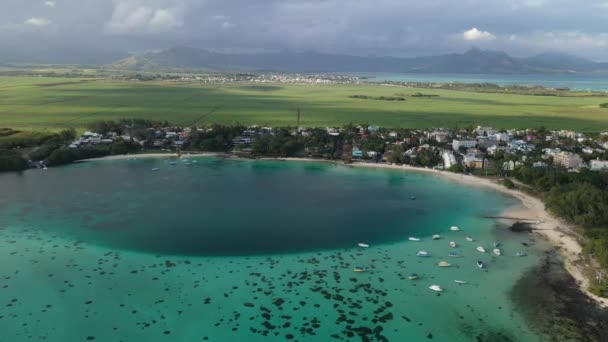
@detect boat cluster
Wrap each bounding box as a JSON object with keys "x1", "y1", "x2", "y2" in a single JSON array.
[{"x1": 355, "y1": 225, "x2": 529, "y2": 293}]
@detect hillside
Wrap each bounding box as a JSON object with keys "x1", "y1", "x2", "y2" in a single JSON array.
[{"x1": 109, "y1": 47, "x2": 608, "y2": 74}]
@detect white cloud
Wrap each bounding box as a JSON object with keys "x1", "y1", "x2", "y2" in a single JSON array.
[
  {"x1": 104, "y1": 1, "x2": 184, "y2": 34},
  {"x1": 221, "y1": 21, "x2": 235, "y2": 30},
  {"x1": 24, "y1": 17, "x2": 51, "y2": 26},
  {"x1": 463, "y1": 27, "x2": 496, "y2": 41},
  {"x1": 45, "y1": 1, "x2": 56, "y2": 7}
]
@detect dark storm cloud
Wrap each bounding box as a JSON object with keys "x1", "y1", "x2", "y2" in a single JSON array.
[{"x1": 0, "y1": 0, "x2": 607, "y2": 62}]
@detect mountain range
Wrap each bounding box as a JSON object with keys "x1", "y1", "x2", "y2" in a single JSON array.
[{"x1": 109, "y1": 47, "x2": 608, "y2": 74}]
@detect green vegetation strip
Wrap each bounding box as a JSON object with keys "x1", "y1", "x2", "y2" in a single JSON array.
[{"x1": 1, "y1": 76, "x2": 608, "y2": 131}]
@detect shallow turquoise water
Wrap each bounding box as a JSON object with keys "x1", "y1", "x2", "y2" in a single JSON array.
[{"x1": 0, "y1": 158, "x2": 548, "y2": 341}]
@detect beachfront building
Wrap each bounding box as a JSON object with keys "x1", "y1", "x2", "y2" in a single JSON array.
[
  {"x1": 452, "y1": 139, "x2": 477, "y2": 151},
  {"x1": 590, "y1": 159, "x2": 608, "y2": 171},
  {"x1": 463, "y1": 154, "x2": 485, "y2": 169},
  {"x1": 442, "y1": 151, "x2": 457, "y2": 169},
  {"x1": 553, "y1": 152, "x2": 584, "y2": 169}
]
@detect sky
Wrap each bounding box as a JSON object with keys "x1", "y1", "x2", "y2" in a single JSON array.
[{"x1": 0, "y1": 0, "x2": 607, "y2": 63}]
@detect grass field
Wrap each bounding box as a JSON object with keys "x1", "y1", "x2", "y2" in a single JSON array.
[{"x1": 1, "y1": 76, "x2": 608, "y2": 131}]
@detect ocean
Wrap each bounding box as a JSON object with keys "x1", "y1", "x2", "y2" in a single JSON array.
[
  {"x1": 0, "y1": 157, "x2": 564, "y2": 341},
  {"x1": 356, "y1": 72, "x2": 608, "y2": 92}
]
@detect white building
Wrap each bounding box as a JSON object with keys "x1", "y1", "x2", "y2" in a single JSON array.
[
  {"x1": 476, "y1": 126, "x2": 497, "y2": 136},
  {"x1": 590, "y1": 160, "x2": 608, "y2": 171},
  {"x1": 553, "y1": 152, "x2": 583, "y2": 169},
  {"x1": 452, "y1": 140, "x2": 477, "y2": 151},
  {"x1": 442, "y1": 151, "x2": 457, "y2": 169},
  {"x1": 493, "y1": 133, "x2": 510, "y2": 142}
]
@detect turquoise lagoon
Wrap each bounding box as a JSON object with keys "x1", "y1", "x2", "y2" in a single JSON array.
[{"x1": 0, "y1": 158, "x2": 548, "y2": 341}]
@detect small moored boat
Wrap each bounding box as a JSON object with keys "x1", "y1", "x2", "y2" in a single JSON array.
[
  {"x1": 449, "y1": 241, "x2": 457, "y2": 248},
  {"x1": 151, "y1": 168, "x2": 161, "y2": 171},
  {"x1": 416, "y1": 251, "x2": 430, "y2": 257},
  {"x1": 353, "y1": 266, "x2": 366, "y2": 273},
  {"x1": 408, "y1": 237, "x2": 421, "y2": 241},
  {"x1": 429, "y1": 285, "x2": 443, "y2": 292},
  {"x1": 493, "y1": 241, "x2": 501, "y2": 248},
  {"x1": 169, "y1": 161, "x2": 177, "y2": 165},
  {"x1": 477, "y1": 260, "x2": 484, "y2": 269},
  {"x1": 358, "y1": 243, "x2": 369, "y2": 248},
  {"x1": 516, "y1": 252, "x2": 528, "y2": 257},
  {"x1": 466, "y1": 236, "x2": 474, "y2": 242},
  {"x1": 450, "y1": 226, "x2": 460, "y2": 231},
  {"x1": 493, "y1": 248, "x2": 502, "y2": 256},
  {"x1": 448, "y1": 251, "x2": 460, "y2": 257},
  {"x1": 454, "y1": 280, "x2": 467, "y2": 285},
  {"x1": 432, "y1": 234, "x2": 441, "y2": 240},
  {"x1": 438, "y1": 261, "x2": 451, "y2": 268},
  {"x1": 408, "y1": 273, "x2": 420, "y2": 280},
  {"x1": 476, "y1": 246, "x2": 486, "y2": 253}
]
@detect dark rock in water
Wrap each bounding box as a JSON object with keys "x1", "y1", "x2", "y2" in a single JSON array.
[
  {"x1": 427, "y1": 333, "x2": 433, "y2": 339},
  {"x1": 511, "y1": 251, "x2": 608, "y2": 341},
  {"x1": 509, "y1": 222, "x2": 534, "y2": 233}
]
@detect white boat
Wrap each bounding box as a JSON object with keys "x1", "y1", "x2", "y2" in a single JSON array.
[
  {"x1": 429, "y1": 285, "x2": 443, "y2": 292},
  {"x1": 358, "y1": 243, "x2": 369, "y2": 248},
  {"x1": 449, "y1": 241, "x2": 457, "y2": 248},
  {"x1": 353, "y1": 266, "x2": 366, "y2": 273},
  {"x1": 454, "y1": 280, "x2": 467, "y2": 285},
  {"x1": 169, "y1": 161, "x2": 177, "y2": 165},
  {"x1": 416, "y1": 251, "x2": 430, "y2": 257},
  {"x1": 408, "y1": 237, "x2": 421, "y2": 241},
  {"x1": 493, "y1": 248, "x2": 502, "y2": 256},
  {"x1": 450, "y1": 226, "x2": 460, "y2": 231},
  {"x1": 465, "y1": 236, "x2": 474, "y2": 242},
  {"x1": 42, "y1": 166, "x2": 48, "y2": 170},
  {"x1": 477, "y1": 260, "x2": 484, "y2": 269},
  {"x1": 432, "y1": 234, "x2": 441, "y2": 240},
  {"x1": 438, "y1": 261, "x2": 451, "y2": 268},
  {"x1": 476, "y1": 246, "x2": 486, "y2": 253},
  {"x1": 516, "y1": 252, "x2": 528, "y2": 257}
]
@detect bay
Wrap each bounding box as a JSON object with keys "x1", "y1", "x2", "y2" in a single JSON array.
[{"x1": 0, "y1": 157, "x2": 549, "y2": 341}]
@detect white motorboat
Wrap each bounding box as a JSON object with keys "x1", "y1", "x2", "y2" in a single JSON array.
[
  {"x1": 416, "y1": 251, "x2": 430, "y2": 257},
  {"x1": 465, "y1": 236, "x2": 474, "y2": 242},
  {"x1": 409, "y1": 237, "x2": 421, "y2": 241},
  {"x1": 358, "y1": 243, "x2": 369, "y2": 248},
  {"x1": 476, "y1": 246, "x2": 486, "y2": 253},
  {"x1": 432, "y1": 234, "x2": 441, "y2": 240},
  {"x1": 449, "y1": 241, "x2": 457, "y2": 248},
  {"x1": 477, "y1": 260, "x2": 484, "y2": 269},
  {"x1": 516, "y1": 252, "x2": 528, "y2": 257},
  {"x1": 450, "y1": 226, "x2": 460, "y2": 231},
  {"x1": 429, "y1": 285, "x2": 443, "y2": 292},
  {"x1": 454, "y1": 280, "x2": 467, "y2": 285},
  {"x1": 493, "y1": 248, "x2": 502, "y2": 256},
  {"x1": 438, "y1": 261, "x2": 451, "y2": 268}
]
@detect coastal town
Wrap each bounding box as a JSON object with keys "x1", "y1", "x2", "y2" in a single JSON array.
[{"x1": 56, "y1": 123, "x2": 608, "y2": 174}]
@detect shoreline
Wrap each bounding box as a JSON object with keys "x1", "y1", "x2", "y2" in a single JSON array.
[
  {"x1": 339, "y1": 161, "x2": 608, "y2": 308},
  {"x1": 78, "y1": 153, "x2": 608, "y2": 307}
]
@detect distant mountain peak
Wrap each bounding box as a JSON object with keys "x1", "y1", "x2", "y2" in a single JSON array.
[{"x1": 108, "y1": 46, "x2": 606, "y2": 74}]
